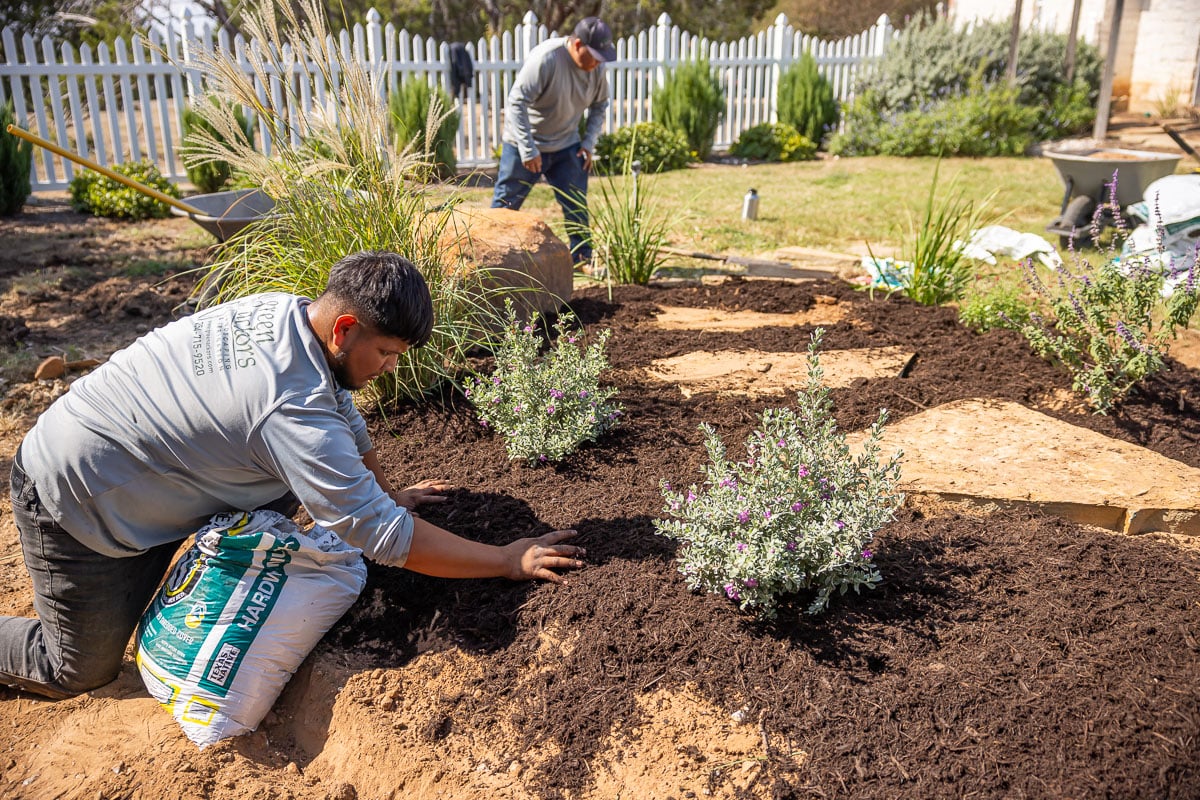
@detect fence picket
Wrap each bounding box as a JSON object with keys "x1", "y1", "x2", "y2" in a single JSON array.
[{"x1": 1, "y1": 10, "x2": 895, "y2": 190}]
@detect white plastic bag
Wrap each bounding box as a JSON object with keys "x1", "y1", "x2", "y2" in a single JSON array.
[{"x1": 135, "y1": 509, "x2": 367, "y2": 748}]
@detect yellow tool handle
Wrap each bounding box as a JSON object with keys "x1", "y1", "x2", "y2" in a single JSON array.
[{"x1": 5, "y1": 123, "x2": 204, "y2": 216}]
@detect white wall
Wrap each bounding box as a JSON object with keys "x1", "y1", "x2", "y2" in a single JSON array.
[{"x1": 1126, "y1": 0, "x2": 1200, "y2": 113}]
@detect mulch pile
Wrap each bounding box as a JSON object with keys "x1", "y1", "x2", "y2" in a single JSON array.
[{"x1": 342, "y1": 278, "x2": 1200, "y2": 799}]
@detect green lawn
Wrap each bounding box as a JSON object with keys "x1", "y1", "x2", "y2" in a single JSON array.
[{"x1": 452, "y1": 155, "x2": 1068, "y2": 260}]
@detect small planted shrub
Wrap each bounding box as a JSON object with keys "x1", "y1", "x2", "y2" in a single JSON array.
[
  {"x1": 467, "y1": 301, "x2": 622, "y2": 464},
  {"x1": 0, "y1": 101, "x2": 32, "y2": 216},
  {"x1": 777, "y1": 53, "x2": 839, "y2": 147},
  {"x1": 655, "y1": 330, "x2": 903, "y2": 618},
  {"x1": 389, "y1": 79, "x2": 459, "y2": 180},
  {"x1": 181, "y1": 99, "x2": 254, "y2": 193},
  {"x1": 594, "y1": 122, "x2": 691, "y2": 175},
  {"x1": 68, "y1": 160, "x2": 180, "y2": 220},
  {"x1": 1018, "y1": 177, "x2": 1200, "y2": 414},
  {"x1": 652, "y1": 59, "x2": 724, "y2": 161},
  {"x1": 730, "y1": 122, "x2": 816, "y2": 163}
]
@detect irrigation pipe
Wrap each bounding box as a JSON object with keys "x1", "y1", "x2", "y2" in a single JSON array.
[{"x1": 5, "y1": 124, "x2": 204, "y2": 216}]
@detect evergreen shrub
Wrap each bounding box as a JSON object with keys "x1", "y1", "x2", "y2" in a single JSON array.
[
  {"x1": 652, "y1": 59, "x2": 724, "y2": 160},
  {"x1": 594, "y1": 122, "x2": 691, "y2": 175},
  {"x1": 777, "y1": 53, "x2": 839, "y2": 147},
  {"x1": 69, "y1": 160, "x2": 180, "y2": 220},
  {"x1": 389, "y1": 79, "x2": 459, "y2": 180},
  {"x1": 730, "y1": 123, "x2": 816, "y2": 162},
  {"x1": 0, "y1": 101, "x2": 32, "y2": 216},
  {"x1": 181, "y1": 99, "x2": 255, "y2": 193}
]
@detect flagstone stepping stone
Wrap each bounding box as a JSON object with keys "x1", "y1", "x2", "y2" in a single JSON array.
[
  {"x1": 652, "y1": 302, "x2": 847, "y2": 331},
  {"x1": 645, "y1": 347, "x2": 915, "y2": 398},
  {"x1": 850, "y1": 398, "x2": 1200, "y2": 537}
]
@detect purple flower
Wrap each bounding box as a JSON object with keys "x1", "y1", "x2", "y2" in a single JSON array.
[
  {"x1": 568, "y1": 336, "x2": 578, "y2": 344},
  {"x1": 492, "y1": 397, "x2": 501, "y2": 404},
  {"x1": 547, "y1": 404, "x2": 556, "y2": 414},
  {"x1": 549, "y1": 388, "x2": 564, "y2": 399},
  {"x1": 736, "y1": 543, "x2": 747, "y2": 552},
  {"x1": 479, "y1": 419, "x2": 488, "y2": 428},
  {"x1": 719, "y1": 477, "x2": 736, "y2": 488},
  {"x1": 835, "y1": 520, "x2": 845, "y2": 530},
  {"x1": 663, "y1": 482, "x2": 671, "y2": 491},
  {"x1": 798, "y1": 465, "x2": 810, "y2": 477},
  {"x1": 464, "y1": 388, "x2": 471, "y2": 397},
  {"x1": 670, "y1": 501, "x2": 681, "y2": 511},
  {"x1": 686, "y1": 491, "x2": 697, "y2": 502},
  {"x1": 579, "y1": 390, "x2": 589, "y2": 399},
  {"x1": 762, "y1": 510, "x2": 773, "y2": 521},
  {"x1": 523, "y1": 325, "x2": 534, "y2": 333},
  {"x1": 744, "y1": 578, "x2": 758, "y2": 588},
  {"x1": 539, "y1": 454, "x2": 548, "y2": 462},
  {"x1": 791, "y1": 501, "x2": 806, "y2": 512},
  {"x1": 861, "y1": 549, "x2": 873, "y2": 559},
  {"x1": 736, "y1": 510, "x2": 750, "y2": 524},
  {"x1": 786, "y1": 541, "x2": 797, "y2": 551},
  {"x1": 724, "y1": 583, "x2": 740, "y2": 600},
  {"x1": 777, "y1": 439, "x2": 787, "y2": 447},
  {"x1": 492, "y1": 376, "x2": 502, "y2": 385}
]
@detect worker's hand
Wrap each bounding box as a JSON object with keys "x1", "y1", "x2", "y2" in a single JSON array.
[
  {"x1": 503, "y1": 529, "x2": 585, "y2": 583},
  {"x1": 523, "y1": 154, "x2": 543, "y2": 173},
  {"x1": 391, "y1": 478, "x2": 453, "y2": 511},
  {"x1": 580, "y1": 147, "x2": 594, "y2": 173}
]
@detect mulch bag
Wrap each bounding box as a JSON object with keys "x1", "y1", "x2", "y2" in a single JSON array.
[{"x1": 135, "y1": 509, "x2": 367, "y2": 748}]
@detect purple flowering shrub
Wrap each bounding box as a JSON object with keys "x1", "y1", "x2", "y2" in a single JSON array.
[
  {"x1": 1018, "y1": 175, "x2": 1200, "y2": 414},
  {"x1": 654, "y1": 330, "x2": 904, "y2": 617},
  {"x1": 466, "y1": 300, "x2": 622, "y2": 465}
]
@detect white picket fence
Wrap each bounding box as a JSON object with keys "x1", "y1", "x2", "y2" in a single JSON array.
[{"x1": 0, "y1": 10, "x2": 896, "y2": 192}]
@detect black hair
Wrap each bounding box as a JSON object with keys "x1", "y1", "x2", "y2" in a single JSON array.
[{"x1": 321, "y1": 251, "x2": 434, "y2": 348}]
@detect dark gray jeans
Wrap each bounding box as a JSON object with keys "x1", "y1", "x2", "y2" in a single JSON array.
[{"x1": 1, "y1": 460, "x2": 179, "y2": 698}]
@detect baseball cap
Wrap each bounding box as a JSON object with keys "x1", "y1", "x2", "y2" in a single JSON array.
[{"x1": 574, "y1": 17, "x2": 617, "y2": 63}]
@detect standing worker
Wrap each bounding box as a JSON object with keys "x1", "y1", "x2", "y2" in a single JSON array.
[
  {"x1": 0, "y1": 250, "x2": 585, "y2": 700},
  {"x1": 492, "y1": 16, "x2": 616, "y2": 269}
]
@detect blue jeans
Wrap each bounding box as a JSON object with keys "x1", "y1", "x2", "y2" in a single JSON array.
[
  {"x1": 492, "y1": 142, "x2": 592, "y2": 263},
  {"x1": 0, "y1": 460, "x2": 179, "y2": 698}
]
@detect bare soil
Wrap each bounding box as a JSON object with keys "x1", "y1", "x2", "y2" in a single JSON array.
[{"x1": 0, "y1": 197, "x2": 1198, "y2": 800}]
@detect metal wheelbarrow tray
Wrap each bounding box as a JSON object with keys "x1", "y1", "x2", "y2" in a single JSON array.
[
  {"x1": 170, "y1": 188, "x2": 276, "y2": 242},
  {"x1": 1044, "y1": 146, "x2": 1181, "y2": 245}
]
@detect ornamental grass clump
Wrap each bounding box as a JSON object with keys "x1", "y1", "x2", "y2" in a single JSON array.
[
  {"x1": 177, "y1": 0, "x2": 500, "y2": 402},
  {"x1": 584, "y1": 157, "x2": 673, "y2": 285},
  {"x1": 467, "y1": 301, "x2": 622, "y2": 465},
  {"x1": 1018, "y1": 175, "x2": 1200, "y2": 414},
  {"x1": 868, "y1": 159, "x2": 997, "y2": 306},
  {"x1": 655, "y1": 330, "x2": 903, "y2": 618}
]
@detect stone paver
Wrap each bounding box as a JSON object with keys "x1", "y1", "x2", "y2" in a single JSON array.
[
  {"x1": 850, "y1": 398, "x2": 1200, "y2": 536},
  {"x1": 645, "y1": 347, "x2": 914, "y2": 398},
  {"x1": 652, "y1": 303, "x2": 846, "y2": 331}
]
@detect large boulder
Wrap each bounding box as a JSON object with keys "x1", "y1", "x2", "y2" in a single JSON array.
[{"x1": 439, "y1": 206, "x2": 572, "y2": 318}]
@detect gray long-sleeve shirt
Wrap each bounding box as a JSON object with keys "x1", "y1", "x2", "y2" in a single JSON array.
[
  {"x1": 501, "y1": 36, "x2": 610, "y2": 161},
  {"x1": 17, "y1": 292, "x2": 414, "y2": 566}
]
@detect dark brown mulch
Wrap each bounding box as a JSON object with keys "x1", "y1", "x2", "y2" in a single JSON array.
[{"x1": 343, "y1": 278, "x2": 1200, "y2": 800}]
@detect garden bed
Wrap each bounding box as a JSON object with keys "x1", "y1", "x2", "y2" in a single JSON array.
[{"x1": 1, "y1": 259, "x2": 1199, "y2": 798}]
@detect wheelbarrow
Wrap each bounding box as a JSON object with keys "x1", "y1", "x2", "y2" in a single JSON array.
[
  {"x1": 1044, "y1": 145, "x2": 1181, "y2": 247},
  {"x1": 5, "y1": 123, "x2": 273, "y2": 243}
]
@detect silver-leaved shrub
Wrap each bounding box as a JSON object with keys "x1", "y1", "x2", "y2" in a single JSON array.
[
  {"x1": 655, "y1": 330, "x2": 903, "y2": 617},
  {"x1": 1018, "y1": 175, "x2": 1200, "y2": 414},
  {"x1": 467, "y1": 301, "x2": 622, "y2": 465}
]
